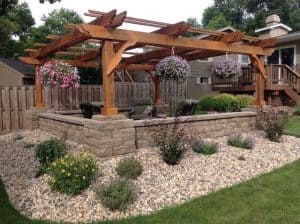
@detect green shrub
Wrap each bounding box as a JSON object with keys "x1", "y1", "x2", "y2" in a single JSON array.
[
  {"x1": 152, "y1": 117, "x2": 187, "y2": 165},
  {"x1": 96, "y1": 180, "x2": 135, "y2": 211},
  {"x1": 36, "y1": 138, "x2": 67, "y2": 167},
  {"x1": 238, "y1": 155, "x2": 246, "y2": 161},
  {"x1": 257, "y1": 108, "x2": 289, "y2": 142},
  {"x1": 227, "y1": 134, "x2": 254, "y2": 149},
  {"x1": 235, "y1": 95, "x2": 254, "y2": 108},
  {"x1": 192, "y1": 140, "x2": 218, "y2": 155},
  {"x1": 116, "y1": 157, "x2": 143, "y2": 179},
  {"x1": 294, "y1": 104, "x2": 300, "y2": 115},
  {"x1": 197, "y1": 95, "x2": 216, "y2": 112},
  {"x1": 214, "y1": 93, "x2": 239, "y2": 112},
  {"x1": 47, "y1": 153, "x2": 97, "y2": 195}
]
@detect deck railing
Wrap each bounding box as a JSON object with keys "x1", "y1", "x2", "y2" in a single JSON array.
[{"x1": 212, "y1": 64, "x2": 300, "y2": 93}]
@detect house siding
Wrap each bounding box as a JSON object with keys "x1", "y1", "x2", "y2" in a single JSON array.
[
  {"x1": 0, "y1": 62, "x2": 23, "y2": 86},
  {"x1": 187, "y1": 61, "x2": 218, "y2": 99}
]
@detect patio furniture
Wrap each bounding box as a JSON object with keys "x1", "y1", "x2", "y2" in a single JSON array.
[
  {"x1": 128, "y1": 98, "x2": 154, "y2": 120},
  {"x1": 174, "y1": 99, "x2": 198, "y2": 116}
]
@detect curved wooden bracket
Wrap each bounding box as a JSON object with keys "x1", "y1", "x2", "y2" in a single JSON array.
[
  {"x1": 107, "y1": 41, "x2": 136, "y2": 76},
  {"x1": 250, "y1": 54, "x2": 266, "y2": 79}
]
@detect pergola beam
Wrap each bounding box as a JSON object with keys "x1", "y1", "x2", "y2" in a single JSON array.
[
  {"x1": 80, "y1": 24, "x2": 273, "y2": 56},
  {"x1": 122, "y1": 31, "x2": 245, "y2": 64},
  {"x1": 19, "y1": 56, "x2": 155, "y2": 70},
  {"x1": 75, "y1": 21, "x2": 190, "y2": 63}
]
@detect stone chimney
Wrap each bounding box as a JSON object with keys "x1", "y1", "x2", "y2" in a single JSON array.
[{"x1": 255, "y1": 14, "x2": 292, "y2": 38}]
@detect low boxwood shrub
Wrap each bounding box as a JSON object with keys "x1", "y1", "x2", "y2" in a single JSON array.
[
  {"x1": 257, "y1": 107, "x2": 289, "y2": 142},
  {"x1": 47, "y1": 153, "x2": 97, "y2": 195},
  {"x1": 192, "y1": 140, "x2": 218, "y2": 155},
  {"x1": 152, "y1": 117, "x2": 187, "y2": 165},
  {"x1": 197, "y1": 95, "x2": 215, "y2": 112},
  {"x1": 227, "y1": 134, "x2": 254, "y2": 149},
  {"x1": 116, "y1": 157, "x2": 143, "y2": 179},
  {"x1": 96, "y1": 179, "x2": 135, "y2": 211},
  {"x1": 36, "y1": 138, "x2": 67, "y2": 167}
]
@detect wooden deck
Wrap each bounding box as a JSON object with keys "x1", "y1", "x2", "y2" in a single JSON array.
[{"x1": 212, "y1": 64, "x2": 300, "y2": 103}]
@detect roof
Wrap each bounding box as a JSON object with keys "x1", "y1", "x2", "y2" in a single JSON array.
[
  {"x1": 0, "y1": 58, "x2": 34, "y2": 76},
  {"x1": 278, "y1": 31, "x2": 300, "y2": 43},
  {"x1": 255, "y1": 23, "x2": 292, "y2": 33}
]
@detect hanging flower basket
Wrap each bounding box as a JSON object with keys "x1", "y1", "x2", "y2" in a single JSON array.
[
  {"x1": 38, "y1": 61, "x2": 80, "y2": 88},
  {"x1": 212, "y1": 58, "x2": 242, "y2": 79},
  {"x1": 156, "y1": 55, "x2": 190, "y2": 81}
]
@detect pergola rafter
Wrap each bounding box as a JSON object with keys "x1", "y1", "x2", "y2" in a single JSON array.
[{"x1": 20, "y1": 9, "x2": 278, "y2": 115}]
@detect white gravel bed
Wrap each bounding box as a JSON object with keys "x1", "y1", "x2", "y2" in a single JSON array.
[{"x1": 1, "y1": 129, "x2": 300, "y2": 223}]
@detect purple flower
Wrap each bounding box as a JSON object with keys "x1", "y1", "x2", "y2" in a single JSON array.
[
  {"x1": 156, "y1": 55, "x2": 190, "y2": 80},
  {"x1": 212, "y1": 58, "x2": 242, "y2": 79}
]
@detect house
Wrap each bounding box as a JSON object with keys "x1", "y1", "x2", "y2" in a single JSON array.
[
  {"x1": 187, "y1": 27, "x2": 251, "y2": 99},
  {"x1": 0, "y1": 58, "x2": 35, "y2": 86},
  {"x1": 211, "y1": 14, "x2": 300, "y2": 105}
]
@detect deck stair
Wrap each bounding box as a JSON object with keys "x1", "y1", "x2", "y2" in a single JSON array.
[{"x1": 212, "y1": 64, "x2": 300, "y2": 104}]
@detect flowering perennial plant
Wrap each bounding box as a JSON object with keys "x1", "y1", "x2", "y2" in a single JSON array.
[
  {"x1": 156, "y1": 55, "x2": 190, "y2": 80},
  {"x1": 47, "y1": 152, "x2": 97, "y2": 195},
  {"x1": 212, "y1": 58, "x2": 242, "y2": 79},
  {"x1": 38, "y1": 61, "x2": 80, "y2": 88}
]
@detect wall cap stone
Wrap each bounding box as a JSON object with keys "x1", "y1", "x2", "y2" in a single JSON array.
[
  {"x1": 134, "y1": 112, "x2": 257, "y2": 127},
  {"x1": 39, "y1": 113, "x2": 85, "y2": 125}
]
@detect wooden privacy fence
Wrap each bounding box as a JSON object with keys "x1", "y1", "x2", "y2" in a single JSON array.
[{"x1": 0, "y1": 81, "x2": 187, "y2": 134}]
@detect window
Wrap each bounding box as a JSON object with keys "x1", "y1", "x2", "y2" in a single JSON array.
[
  {"x1": 240, "y1": 55, "x2": 250, "y2": 64},
  {"x1": 196, "y1": 77, "x2": 211, "y2": 85}
]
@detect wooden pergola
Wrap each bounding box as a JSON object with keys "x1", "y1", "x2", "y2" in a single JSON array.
[{"x1": 20, "y1": 9, "x2": 277, "y2": 116}]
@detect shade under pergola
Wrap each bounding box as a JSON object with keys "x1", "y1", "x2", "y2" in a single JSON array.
[{"x1": 20, "y1": 9, "x2": 277, "y2": 116}]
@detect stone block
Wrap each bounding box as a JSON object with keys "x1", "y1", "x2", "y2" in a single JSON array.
[{"x1": 112, "y1": 146, "x2": 135, "y2": 156}]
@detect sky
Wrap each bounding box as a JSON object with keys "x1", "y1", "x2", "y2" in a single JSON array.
[{"x1": 21, "y1": 0, "x2": 214, "y2": 31}]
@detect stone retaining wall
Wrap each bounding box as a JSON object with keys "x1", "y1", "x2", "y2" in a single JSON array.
[
  {"x1": 134, "y1": 112, "x2": 256, "y2": 148},
  {"x1": 37, "y1": 113, "x2": 136, "y2": 158},
  {"x1": 27, "y1": 110, "x2": 256, "y2": 158}
]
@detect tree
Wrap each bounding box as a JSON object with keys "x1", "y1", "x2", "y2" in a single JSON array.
[
  {"x1": 0, "y1": 1, "x2": 34, "y2": 57},
  {"x1": 39, "y1": 0, "x2": 61, "y2": 3},
  {"x1": 31, "y1": 8, "x2": 83, "y2": 43},
  {"x1": 202, "y1": 0, "x2": 300, "y2": 35},
  {"x1": 206, "y1": 14, "x2": 231, "y2": 30},
  {"x1": 182, "y1": 17, "x2": 201, "y2": 37}
]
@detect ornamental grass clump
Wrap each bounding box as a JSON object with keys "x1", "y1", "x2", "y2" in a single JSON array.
[
  {"x1": 192, "y1": 140, "x2": 218, "y2": 155},
  {"x1": 257, "y1": 107, "x2": 289, "y2": 142},
  {"x1": 235, "y1": 94, "x2": 255, "y2": 108},
  {"x1": 96, "y1": 179, "x2": 135, "y2": 211},
  {"x1": 152, "y1": 117, "x2": 187, "y2": 165},
  {"x1": 227, "y1": 134, "x2": 255, "y2": 149},
  {"x1": 156, "y1": 55, "x2": 190, "y2": 80},
  {"x1": 38, "y1": 61, "x2": 80, "y2": 88},
  {"x1": 116, "y1": 157, "x2": 143, "y2": 179},
  {"x1": 212, "y1": 58, "x2": 242, "y2": 79},
  {"x1": 47, "y1": 153, "x2": 97, "y2": 195}
]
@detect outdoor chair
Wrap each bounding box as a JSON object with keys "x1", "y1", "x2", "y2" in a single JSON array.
[{"x1": 128, "y1": 98, "x2": 154, "y2": 120}]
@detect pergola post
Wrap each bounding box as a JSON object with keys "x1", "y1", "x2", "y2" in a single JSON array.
[
  {"x1": 153, "y1": 77, "x2": 161, "y2": 104},
  {"x1": 34, "y1": 65, "x2": 44, "y2": 108},
  {"x1": 251, "y1": 55, "x2": 266, "y2": 106},
  {"x1": 101, "y1": 41, "x2": 118, "y2": 116}
]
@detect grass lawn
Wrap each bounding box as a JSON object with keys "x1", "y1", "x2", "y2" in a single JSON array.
[
  {"x1": 284, "y1": 116, "x2": 300, "y2": 137},
  {"x1": 2, "y1": 159, "x2": 300, "y2": 224}
]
